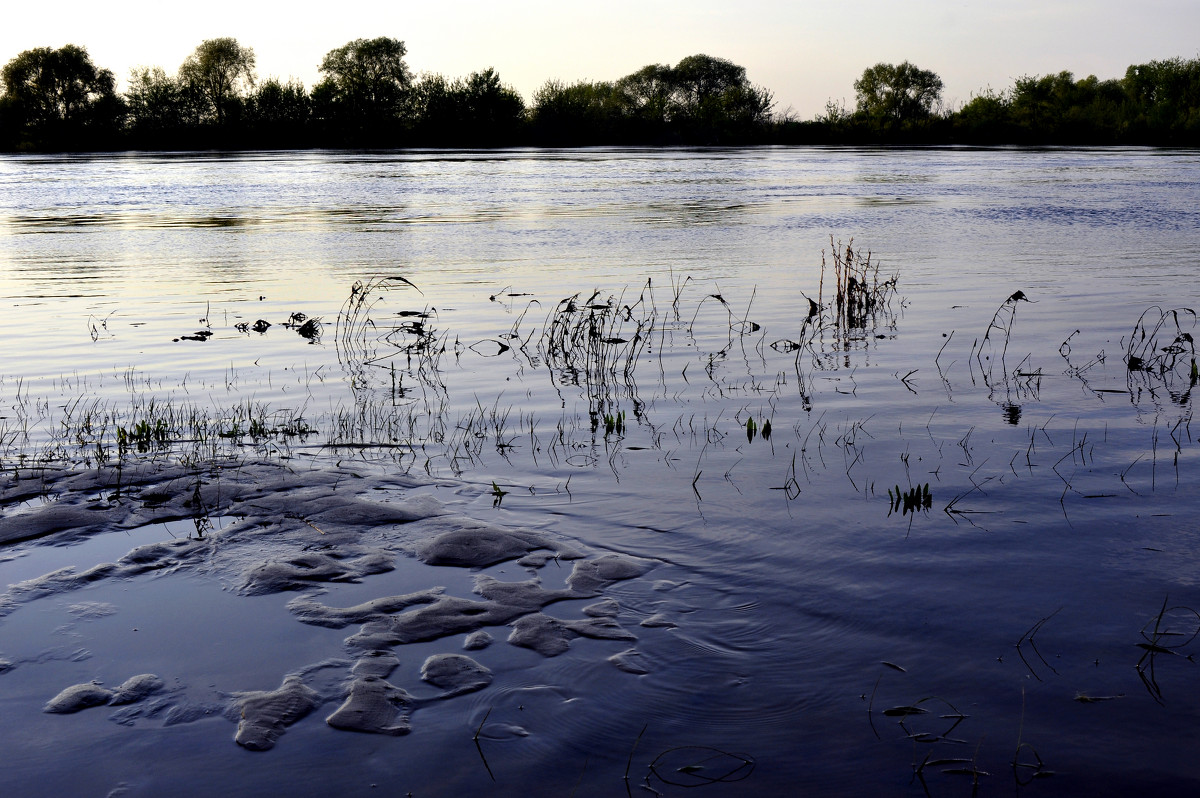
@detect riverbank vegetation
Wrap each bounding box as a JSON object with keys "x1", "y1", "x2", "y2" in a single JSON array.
[{"x1": 1, "y1": 37, "x2": 1198, "y2": 151}]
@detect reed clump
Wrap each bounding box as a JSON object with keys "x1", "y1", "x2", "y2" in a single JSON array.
[
  {"x1": 1125, "y1": 306, "x2": 1196, "y2": 376},
  {"x1": 821, "y1": 236, "x2": 898, "y2": 332}
]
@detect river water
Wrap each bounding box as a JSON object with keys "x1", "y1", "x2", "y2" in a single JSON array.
[{"x1": 1, "y1": 147, "x2": 1199, "y2": 796}]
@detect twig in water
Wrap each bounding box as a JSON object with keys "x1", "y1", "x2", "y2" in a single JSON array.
[
  {"x1": 473, "y1": 707, "x2": 496, "y2": 782},
  {"x1": 1015, "y1": 608, "x2": 1062, "y2": 682}
]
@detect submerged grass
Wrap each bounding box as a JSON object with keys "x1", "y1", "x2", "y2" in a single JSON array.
[
  {"x1": 0, "y1": 247, "x2": 1194, "y2": 546},
  {"x1": 1, "y1": 243, "x2": 1199, "y2": 798}
]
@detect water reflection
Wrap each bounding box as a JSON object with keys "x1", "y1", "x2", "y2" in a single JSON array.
[{"x1": 1, "y1": 148, "x2": 1200, "y2": 796}]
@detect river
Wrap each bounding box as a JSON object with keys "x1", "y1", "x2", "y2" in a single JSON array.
[{"x1": 0, "y1": 147, "x2": 1198, "y2": 796}]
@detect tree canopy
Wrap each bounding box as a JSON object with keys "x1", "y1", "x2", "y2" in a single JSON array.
[
  {"x1": 0, "y1": 44, "x2": 121, "y2": 147},
  {"x1": 853, "y1": 61, "x2": 944, "y2": 126},
  {"x1": 533, "y1": 54, "x2": 773, "y2": 144},
  {"x1": 315, "y1": 37, "x2": 411, "y2": 138},
  {"x1": 3, "y1": 38, "x2": 1200, "y2": 150},
  {"x1": 178, "y1": 37, "x2": 256, "y2": 125}
]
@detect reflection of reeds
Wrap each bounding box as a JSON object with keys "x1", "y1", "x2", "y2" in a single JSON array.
[
  {"x1": 820, "y1": 236, "x2": 898, "y2": 334},
  {"x1": 1125, "y1": 306, "x2": 1196, "y2": 374},
  {"x1": 974, "y1": 290, "x2": 1030, "y2": 384},
  {"x1": 539, "y1": 284, "x2": 653, "y2": 431},
  {"x1": 1125, "y1": 306, "x2": 1197, "y2": 408},
  {"x1": 887, "y1": 482, "x2": 931, "y2": 516},
  {"x1": 1136, "y1": 595, "x2": 1200, "y2": 705}
]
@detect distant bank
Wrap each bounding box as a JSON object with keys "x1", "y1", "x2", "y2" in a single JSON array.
[{"x1": 2, "y1": 38, "x2": 1197, "y2": 151}]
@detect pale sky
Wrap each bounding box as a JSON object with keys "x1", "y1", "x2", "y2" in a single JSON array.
[{"x1": 3, "y1": 1, "x2": 1198, "y2": 118}]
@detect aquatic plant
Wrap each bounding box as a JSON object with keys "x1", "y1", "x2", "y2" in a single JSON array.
[
  {"x1": 820, "y1": 236, "x2": 898, "y2": 334},
  {"x1": 538, "y1": 284, "x2": 654, "y2": 430},
  {"x1": 974, "y1": 290, "x2": 1030, "y2": 382},
  {"x1": 1136, "y1": 596, "x2": 1200, "y2": 705},
  {"x1": 887, "y1": 482, "x2": 931, "y2": 515},
  {"x1": 1125, "y1": 306, "x2": 1195, "y2": 372}
]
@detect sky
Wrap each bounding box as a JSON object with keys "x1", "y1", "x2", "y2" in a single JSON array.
[{"x1": 3, "y1": 1, "x2": 1198, "y2": 118}]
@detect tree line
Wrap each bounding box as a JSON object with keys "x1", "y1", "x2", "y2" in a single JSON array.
[
  {"x1": 1, "y1": 37, "x2": 1197, "y2": 151},
  {"x1": 806, "y1": 57, "x2": 1200, "y2": 146}
]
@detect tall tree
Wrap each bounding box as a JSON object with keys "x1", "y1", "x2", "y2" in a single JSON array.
[
  {"x1": 315, "y1": 37, "x2": 411, "y2": 138},
  {"x1": 0, "y1": 44, "x2": 122, "y2": 147},
  {"x1": 617, "y1": 55, "x2": 773, "y2": 142},
  {"x1": 615, "y1": 64, "x2": 676, "y2": 126},
  {"x1": 410, "y1": 68, "x2": 525, "y2": 145},
  {"x1": 178, "y1": 37, "x2": 256, "y2": 125},
  {"x1": 671, "y1": 55, "x2": 752, "y2": 107},
  {"x1": 854, "y1": 61, "x2": 943, "y2": 125},
  {"x1": 457, "y1": 68, "x2": 525, "y2": 138},
  {"x1": 126, "y1": 66, "x2": 185, "y2": 136},
  {"x1": 246, "y1": 78, "x2": 311, "y2": 145},
  {"x1": 531, "y1": 79, "x2": 624, "y2": 143}
]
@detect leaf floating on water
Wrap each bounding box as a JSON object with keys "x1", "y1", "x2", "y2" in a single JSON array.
[
  {"x1": 770, "y1": 339, "x2": 801, "y2": 353},
  {"x1": 600, "y1": 337, "x2": 628, "y2": 344},
  {"x1": 1074, "y1": 692, "x2": 1125, "y2": 703},
  {"x1": 650, "y1": 746, "x2": 754, "y2": 787},
  {"x1": 907, "y1": 732, "x2": 940, "y2": 742},
  {"x1": 383, "y1": 276, "x2": 421, "y2": 293},
  {"x1": 469, "y1": 340, "x2": 511, "y2": 357},
  {"x1": 178, "y1": 330, "x2": 213, "y2": 342},
  {"x1": 882, "y1": 705, "x2": 928, "y2": 717},
  {"x1": 297, "y1": 317, "x2": 322, "y2": 340},
  {"x1": 881, "y1": 661, "x2": 907, "y2": 672}
]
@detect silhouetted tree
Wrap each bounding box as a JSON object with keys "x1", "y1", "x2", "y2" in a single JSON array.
[
  {"x1": 615, "y1": 64, "x2": 675, "y2": 130},
  {"x1": 671, "y1": 55, "x2": 753, "y2": 108},
  {"x1": 246, "y1": 78, "x2": 311, "y2": 145},
  {"x1": 126, "y1": 67, "x2": 185, "y2": 138},
  {"x1": 178, "y1": 37, "x2": 256, "y2": 126},
  {"x1": 670, "y1": 55, "x2": 773, "y2": 141},
  {"x1": 854, "y1": 61, "x2": 943, "y2": 132},
  {"x1": 456, "y1": 68, "x2": 525, "y2": 141},
  {"x1": 314, "y1": 37, "x2": 411, "y2": 142},
  {"x1": 408, "y1": 72, "x2": 454, "y2": 134},
  {"x1": 0, "y1": 44, "x2": 122, "y2": 148},
  {"x1": 531, "y1": 79, "x2": 626, "y2": 143},
  {"x1": 409, "y1": 68, "x2": 524, "y2": 145},
  {"x1": 951, "y1": 88, "x2": 1015, "y2": 143},
  {"x1": 605, "y1": 55, "x2": 773, "y2": 143}
]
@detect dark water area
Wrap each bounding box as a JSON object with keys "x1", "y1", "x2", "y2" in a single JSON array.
[{"x1": 1, "y1": 147, "x2": 1199, "y2": 796}]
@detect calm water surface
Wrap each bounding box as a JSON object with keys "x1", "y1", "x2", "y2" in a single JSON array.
[{"x1": 1, "y1": 147, "x2": 1199, "y2": 796}]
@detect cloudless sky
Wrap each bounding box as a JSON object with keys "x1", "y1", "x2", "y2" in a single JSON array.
[{"x1": 4, "y1": 1, "x2": 1198, "y2": 117}]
